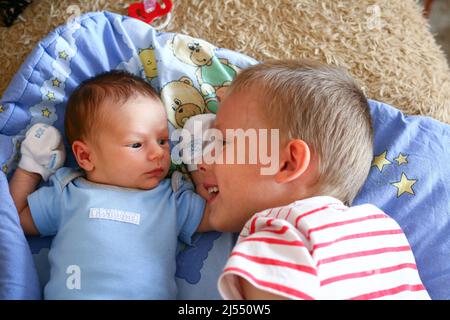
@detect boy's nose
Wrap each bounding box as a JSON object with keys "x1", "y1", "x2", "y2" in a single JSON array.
[{"x1": 197, "y1": 161, "x2": 212, "y2": 172}]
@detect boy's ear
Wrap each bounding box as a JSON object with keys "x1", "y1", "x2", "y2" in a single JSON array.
[
  {"x1": 275, "y1": 139, "x2": 310, "y2": 184},
  {"x1": 72, "y1": 140, "x2": 94, "y2": 171}
]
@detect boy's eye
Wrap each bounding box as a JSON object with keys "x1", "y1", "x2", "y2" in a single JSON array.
[
  {"x1": 158, "y1": 139, "x2": 168, "y2": 146},
  {"x1": 129, "y1": 143, "x2": 142, "y2": 149},
  {"x1": 211, "y1": 138, "x2": 227, "y2": 149}
]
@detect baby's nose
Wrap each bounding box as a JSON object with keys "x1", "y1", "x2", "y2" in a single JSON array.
[{"x1": 149, "y1": 145, "x2": 164, "y2": 160}]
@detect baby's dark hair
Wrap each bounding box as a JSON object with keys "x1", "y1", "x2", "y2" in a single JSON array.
[{"x1": 64, "y1": 70, "x2": 160, "y2": 145}]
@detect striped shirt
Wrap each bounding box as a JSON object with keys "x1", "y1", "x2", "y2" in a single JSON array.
[{"x1": 218, "y1": 196, "x2": 430, "y2": 300}]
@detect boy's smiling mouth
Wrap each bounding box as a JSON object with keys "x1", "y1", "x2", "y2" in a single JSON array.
[{"x1": 204, "y1": 183, "x2": 219, "y2": 202}]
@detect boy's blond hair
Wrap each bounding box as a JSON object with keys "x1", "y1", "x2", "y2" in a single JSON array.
[
  {"x1": 228, "y1": 60, "x2": 373, "y2": 205},
  {"x1": 65, "y1": 70, "x2": 160, "y2": 146}
]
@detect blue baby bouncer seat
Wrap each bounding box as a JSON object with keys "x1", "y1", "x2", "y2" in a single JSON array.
[{"x1": 0, "y1": 11, "x2": 449, "y2": 300}]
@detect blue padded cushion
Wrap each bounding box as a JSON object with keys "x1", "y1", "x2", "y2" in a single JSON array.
[
  {"x1": 354, "y1": 100, "x2": 450, "y2": 300},
  {"x1": 0, "y1": 172, "x2": 41, "y2": 299}
]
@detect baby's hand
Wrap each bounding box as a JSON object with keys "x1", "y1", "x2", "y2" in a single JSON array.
[{"x1": 18, "y1": 123, "x2": 66, "y2": 181}]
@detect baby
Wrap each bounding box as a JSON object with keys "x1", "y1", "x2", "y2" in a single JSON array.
[
  {"x1": 197, "y1": 60, "x2": 430, "y2": 300},
  {"x1": 8, "y1": 70, "x2": 211, "y2": 299}
]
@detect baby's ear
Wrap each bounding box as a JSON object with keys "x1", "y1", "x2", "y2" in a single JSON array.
[
  {"x1": 275, "y1": 139, "x2": 310, "y2": 184},
  {"x1": 72, "y1": 140, "x2": 94, "y2": 171}
]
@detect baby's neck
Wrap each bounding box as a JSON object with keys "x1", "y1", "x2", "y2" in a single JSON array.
[{"x1": 83, "y1": 171, "x2": 161, "y2": 191}]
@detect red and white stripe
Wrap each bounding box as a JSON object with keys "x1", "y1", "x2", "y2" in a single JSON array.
[{"x1": 218, "y1": 196, "x2": 430, "y2": 300}]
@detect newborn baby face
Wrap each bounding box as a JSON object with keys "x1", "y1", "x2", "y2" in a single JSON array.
[{"x1": 89, "y1": 94, "x2": 171, "y2": 190}]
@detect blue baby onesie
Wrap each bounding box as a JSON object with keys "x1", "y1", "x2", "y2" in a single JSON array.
[{"x1": 27, "y1": 167, "x2": 205, "y2": 299}]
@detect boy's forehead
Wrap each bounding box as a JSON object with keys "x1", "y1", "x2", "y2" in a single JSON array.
[{"x1": 215, "y1": 91, "x2": 266, "y2": 130}]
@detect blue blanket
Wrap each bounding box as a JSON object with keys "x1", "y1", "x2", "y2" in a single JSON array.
[{"x1": 1, "y1": 11, "x2": 449, "y2": 299}]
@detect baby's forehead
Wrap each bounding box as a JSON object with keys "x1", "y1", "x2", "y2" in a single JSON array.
[
  {"x1": 100, "y1": 94, "x2": 167, "y2": 123},
  {"x1": 105, "y1": 94, "x2": 163, "y2": 112}
]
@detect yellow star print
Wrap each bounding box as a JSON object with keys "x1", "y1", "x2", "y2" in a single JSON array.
[
  {"x1": 394, "y1": 153, "x2": 408, "y2": 165},
  {"x1": 42, "y1": 108, "x2": 51, "y2": 118},
  {"x1": 2, "y1": 164, "x2": 8, "y2": 174},
  {"x1": 58, "y1": 51, "x2": 69, "y2": 60},
  {"x1": 46, "y1": 91, "x2": 56, "y2": 101},
  {"x1": 0, "y1": 104, "x2": 4, "y2": 113},
  {"x1": 372, "y1": 151, "x2": 392, "y2": 172},
  {"x1": 52, "y1": 78, "x2": 61, "y2": 87},
  {"x1": 391, "y1": 173, "x2": 417, "y2": 197}
]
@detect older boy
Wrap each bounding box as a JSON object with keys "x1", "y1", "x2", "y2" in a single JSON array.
[{"x1": 199, "y1": 60, "x2": 430, "y2": 299}]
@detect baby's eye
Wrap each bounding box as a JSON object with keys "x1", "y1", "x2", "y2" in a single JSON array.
[{"x1": 129, "y1": 142, "x2": 142, "y2": 149}]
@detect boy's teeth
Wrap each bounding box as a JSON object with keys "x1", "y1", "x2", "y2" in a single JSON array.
[{"x1": 207, "y1": 187, "x2": 219, "y2": 194}]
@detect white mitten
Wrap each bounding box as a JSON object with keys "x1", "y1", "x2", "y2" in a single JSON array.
[
  {"x1": 18, "y1": 123, "x2": 66, "y2": 181},
  {"x1": 179, "y1": 113, "x2": 216, "y2": 171},
  {"x1": 171, "y1": 170, "x2": 183, "y2": 192}
]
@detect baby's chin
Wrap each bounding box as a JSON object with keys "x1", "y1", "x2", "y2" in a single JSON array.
[
  {"x1": 137, "y1": 179, "x2": 165, "y2": 190},
  {"x1": 116, "y1": 176, "x2": 165, "y2": 190}
]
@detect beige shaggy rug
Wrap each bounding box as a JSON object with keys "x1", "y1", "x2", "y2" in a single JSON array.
[{"x1": 0, "y1": 0, "x2": 449, "y2": 123}]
